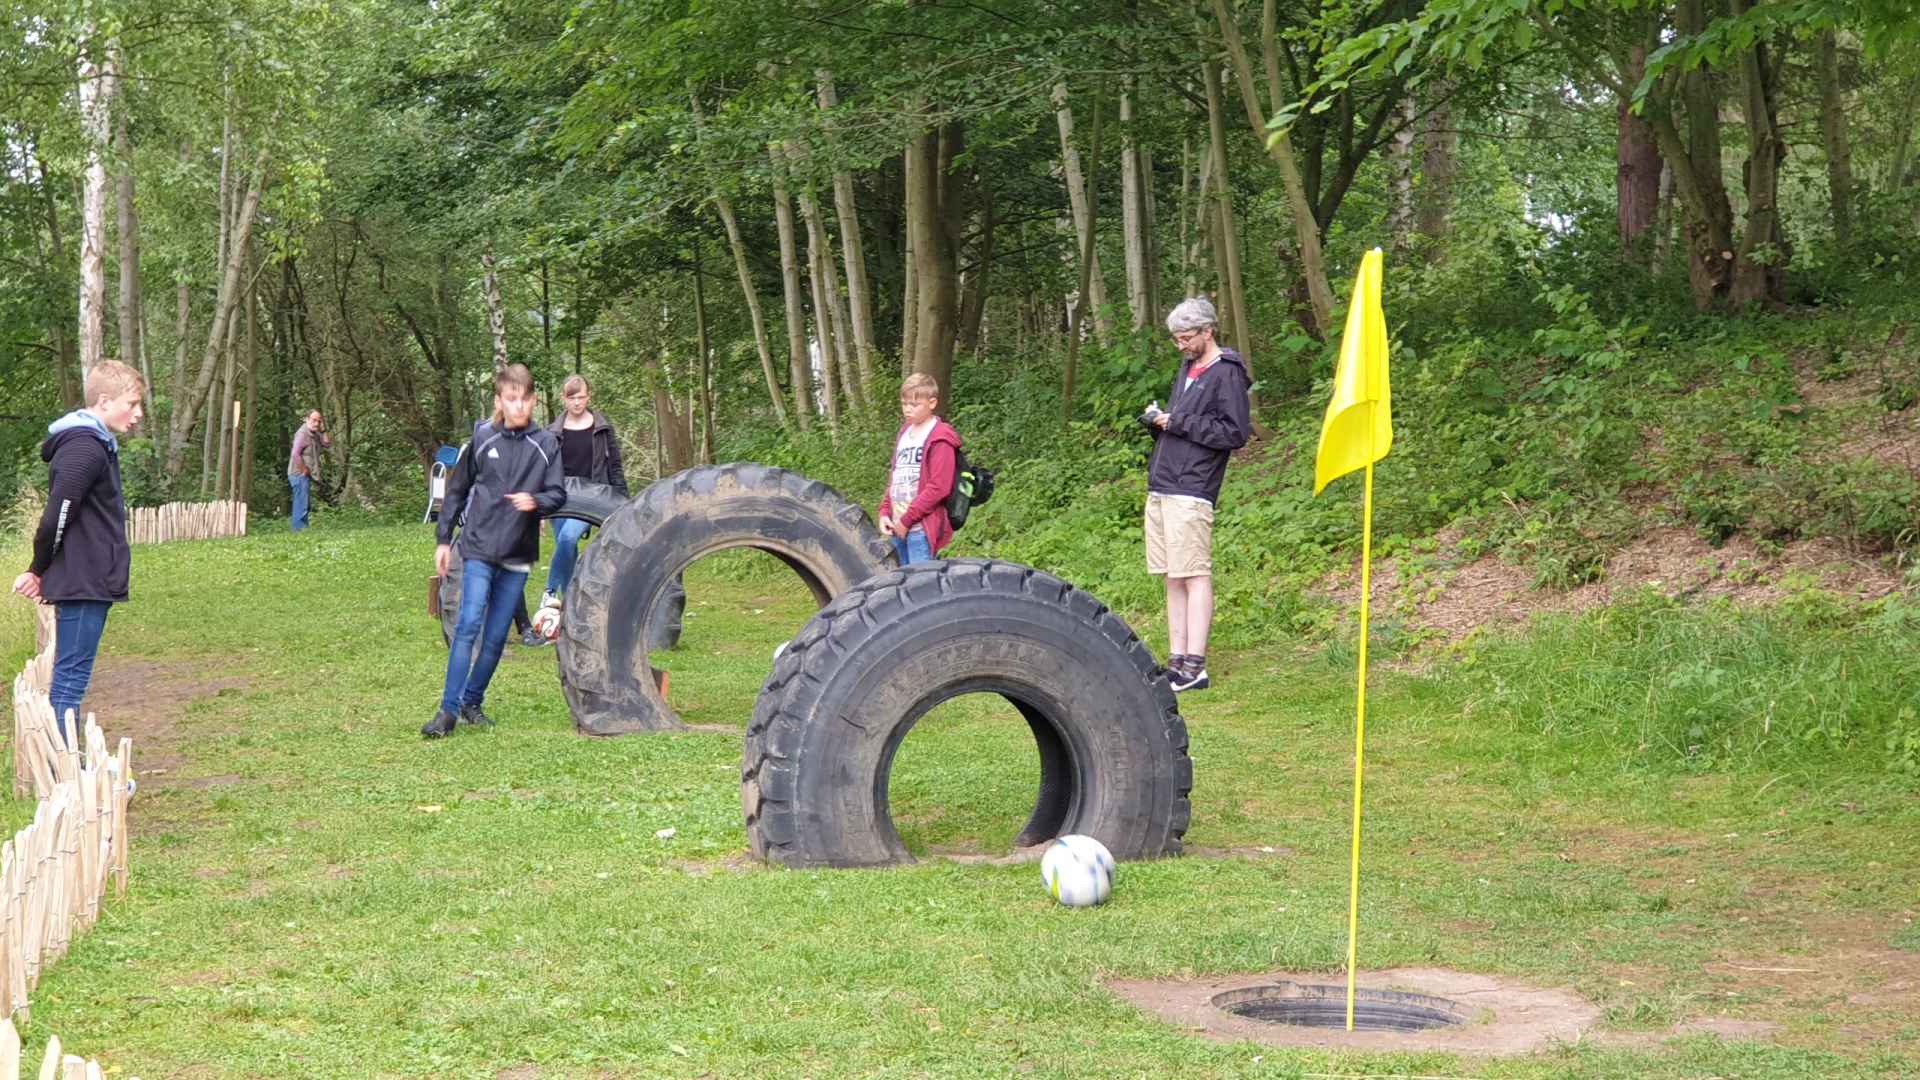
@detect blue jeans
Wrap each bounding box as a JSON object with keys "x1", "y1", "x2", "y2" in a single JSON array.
[
  {"x1": 289, "y1": 473, "x2": 311, "y2": 531},
  {"x1": 544, "y1": 518, "x2": 592, "y2": 596},
  {"x1": 891, "y1": 529, "x2": 933, "y2": 566},
  {"x1": 52, "y1": 601, "x2": 112, "y2": 745},
  {"x1": 441, "y1": 560, "x2": 529, "y2": 715}
]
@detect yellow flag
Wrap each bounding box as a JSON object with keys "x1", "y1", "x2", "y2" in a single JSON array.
[{"x1": 1313, "y1": 249, "x2": 1392, "y2": 495}]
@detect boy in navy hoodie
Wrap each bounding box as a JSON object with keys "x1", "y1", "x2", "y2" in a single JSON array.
[
  {"x1": 13, "y1": 361, "x2": 145, "y2": 743},
  {"x1": 425, "y1": 364, "x2": 566, "y2": 738}
]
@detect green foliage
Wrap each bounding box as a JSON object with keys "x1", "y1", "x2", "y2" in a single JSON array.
[{"x1": 1452, "y1": 587, "x2": 1920, "y2": 774}]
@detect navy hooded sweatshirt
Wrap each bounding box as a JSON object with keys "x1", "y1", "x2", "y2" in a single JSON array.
[
  {"x1": 1146, "y1": 348, "x2": 1253, "y2": 504},
  {"x1": 30, "y1": 410, "x2": 131, "y2": 603}
]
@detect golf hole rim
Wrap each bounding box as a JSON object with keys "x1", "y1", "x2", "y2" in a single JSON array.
[{"x1": 1210, "y1": 982, "x2": 1470, "y2": 1032}]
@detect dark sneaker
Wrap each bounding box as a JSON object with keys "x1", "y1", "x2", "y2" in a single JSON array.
[
  {"x1": 458, "y1": 703, "x2": 494, "y2": 728},
  {"x1": 421, "y1": 709, "x2": 458, "y2": 739},
  {"x1": 519, "y1": 626, "x2": 547, "y2": 647},
  {"x1": 1169, "y1": 666, "x2": 1210, "y2": 693}
]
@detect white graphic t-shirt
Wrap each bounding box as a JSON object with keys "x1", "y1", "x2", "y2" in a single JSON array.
[{"x1": 889, "y1": 419, "x2": 937, "y2": 536}]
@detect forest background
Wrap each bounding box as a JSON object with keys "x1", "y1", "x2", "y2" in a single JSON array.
[{"x1": 2, "y1": 0, "x2": 1917, "y2": 672}]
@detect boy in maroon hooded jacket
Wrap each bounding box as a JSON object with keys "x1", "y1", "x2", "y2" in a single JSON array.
[{"x1": 877, "y1": 373, "x2": 962, "y2": 564}]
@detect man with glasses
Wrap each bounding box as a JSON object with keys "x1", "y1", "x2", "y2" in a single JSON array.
[{"x1": 1142, "y1": 297, "x2": 1251, "y2": 692}]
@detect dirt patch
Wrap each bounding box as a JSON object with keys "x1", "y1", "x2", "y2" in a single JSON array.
[
  {"x1": 78, "y1": 656, "x2": 249, "y2": 785},
  {"x1": 1327, "y1": 525, "x2": 1907, "y2": 650},
  {"x1": 1110, "y1": 967, "x2": 1600, "y2": 1055},
  {"x1": 1698, "y1": 913, "x2": 1920, "y2": 1045}
]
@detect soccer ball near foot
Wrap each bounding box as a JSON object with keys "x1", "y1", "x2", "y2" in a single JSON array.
[{"x1": 1040, "y1": 834, "x2": 1114, "y2": 907}]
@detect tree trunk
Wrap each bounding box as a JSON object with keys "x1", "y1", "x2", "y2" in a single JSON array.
[
  {"x1": 76, "y1": 41, "x2": 114, "y2": 380},
  {"x1": 795, "y1": 156, "x2": 862, "y2": 415},
  {"x1": 1203, "y1": 60, "x2": 1251, "y2": 359},
  {"x1": 958, "y1": 192, "x2": 993, "y2": 355},
  {"x1": 1053, "y1": 84, "x2": 1115, "y2": 343},
  {"x1": 1210, "y1": 0, "x2": 1334, "y2": 337},
  {"x1": 34, "y1": 153, "x2": 81, "y2": 408},
  {"x1": 1120, "y1": 78, "x2": 1152, "y2": 331},
  {"x1": 799, "y1": 172, "x2": 842, "y2": 435},
  {"x1": 907, "y1": 124, "x2": 961, "y2": 395},
  {"x1": 1889, "y1": 76, "x2": 1919, "y2": 191},
  {"x1": 817, "y1": 72, "x2": 879, "y2": 391},
  {"x1": 693, "y1": 239, "x2": 714, "y2": 465},
  {"x1": 900, "y1": 143, "x2": 919, "y2": 375},
  {"x1": 651, "y1": 361, "x2": 695, "y2": 474},
  {"x1": 1063, "y1": 98, "x2": 1105, "y2": 426},
  {"x1": 1660, "y1": 0, "x2": 1738, "y2": 309},
  {"x1": 1617, "y1": 42, "x2": 1663, "y2": 252},
  {"x1": 482, "y1": 247, "x2": 508, "y2": 372},
  {"x1": 1416, "y1": 90, "x2": 1457, "y2": 252},
  {"x1": 713, "y1": 197, "x2": 792, "y2": 431},
  {"x1": 769, "y1": 146, "x2": 815, "y2": 427},
  {"x1": 1728, "y1": 0, "x2": 1786, "y2": 308},
  {"x1": 1387, "y1": 97, "x2": 1416, "y2": 252},
  {"x1": 113, "y1": 49, "x2": 141, "y2": 383},
  {"x1": 1815, "y1": 30, "x2": 1853, "y2": 247},
  {"x1": 165, "y1": 149, "x2": 268, "y2": 480},
  {"x1": 242, "y1": 284, "x2": 260, "y2": 502}
]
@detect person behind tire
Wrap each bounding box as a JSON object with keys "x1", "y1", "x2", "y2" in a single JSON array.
[
  {"x1": 1143, "y1": 297, "x2": 1251, "y2": 693},
  {"x1": 541, "y1": 374, "x2": 627, "y2": 607},
  {"x1": 425, "y1": 364, "x2": 565, "y2": 738},
  {"x1": 13, "y1": 361, "x2": 144, "y2": 745},
  {"x1": 877, "y1": 373, "x2": 962, "y2": 566}
]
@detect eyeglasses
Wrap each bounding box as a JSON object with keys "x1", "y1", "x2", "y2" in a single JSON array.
[{"x1": 1171, "y1": 329, "x2": 1207, "y2": 346}]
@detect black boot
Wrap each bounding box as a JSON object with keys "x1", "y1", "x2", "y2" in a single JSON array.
[
  {"x1": 421, "y1": 708, "x2": 458, "y2": 739},
  {"x1": 459, "y1": 703, "x2": 495, "y2": 728}
]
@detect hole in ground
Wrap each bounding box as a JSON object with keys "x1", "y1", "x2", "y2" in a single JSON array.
[{"x1": 1213, "y1": 983, "x2": 1466, "y2": 1032}]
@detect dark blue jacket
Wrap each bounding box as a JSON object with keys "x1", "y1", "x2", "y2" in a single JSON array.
[
  {"x1": 437, "y1": 420, "x2": 566, "y2": 567},
  {"x1": 31, "y1": 412, "x2": 130, "y2": 603},
  {"x1": 1146, "y1": 348, "x2": 1252, "y2": 504}
]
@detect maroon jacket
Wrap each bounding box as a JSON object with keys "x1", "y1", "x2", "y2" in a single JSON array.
[{"x1": 877, "y1": 418, "x2": 961, "y2": 556}]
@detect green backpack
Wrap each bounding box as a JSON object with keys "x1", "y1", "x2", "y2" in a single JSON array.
[{"x1": 946, "y1": 446, "x2": 995, "y2": 531}]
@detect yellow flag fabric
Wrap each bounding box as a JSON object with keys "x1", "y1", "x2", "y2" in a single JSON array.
[{"x1": 1314, "y1": 249, "x2": 1393, "y2": 495}]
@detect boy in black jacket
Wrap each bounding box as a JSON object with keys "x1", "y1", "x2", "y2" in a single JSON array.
[
  {"x1": 13, "y1": 361, "x2": 145, "y2": 743},
  {"x1": 425, "y1": 364, "x2": 566, "y2": 738}
]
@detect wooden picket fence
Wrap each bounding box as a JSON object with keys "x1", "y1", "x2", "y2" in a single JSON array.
[
  {"x1": 3, "y1": 606, "x2": 134, "y2": 1037},
  {"x1": 125, "y1": 500, "x2": 247, "y2": 545},
  {"x1": 0, "y1": 1018, "x2": 133, "y2": 1080}
]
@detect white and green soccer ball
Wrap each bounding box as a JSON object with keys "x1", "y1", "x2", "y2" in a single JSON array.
[{"x1": 1040, "y1": 834, "x2": 1115, "y2": 907}]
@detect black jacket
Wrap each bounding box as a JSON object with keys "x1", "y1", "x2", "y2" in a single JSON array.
[
  {"x1": 1146, "y1": 348, "x2": 1252, "y2": 504},
  {"x1": 437, "y1": 420, "x2": 567, "y2": 567},
  {"x1": 545, "y1": 410, "x2": 627, "y2": 496},
  {"x1": 31, "y1": 416, "x2": 130, "y2": 603}
]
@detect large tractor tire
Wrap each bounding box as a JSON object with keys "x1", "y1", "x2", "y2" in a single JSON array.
[
  {"x1": 439, "y1": 479, "x2": 684, "y2": 649},
  {"x1": 742, "y1": 559, "x2": 1192, "y2": 868},
  {"x1": 557, "y1": 463, "x2": 893, "y2": 735}
]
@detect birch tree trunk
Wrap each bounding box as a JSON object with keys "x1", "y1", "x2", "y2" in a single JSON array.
[
  {"x1": 713, "y1": 198, "x2": 791, "y2": 431},
  {"x1": 482, "y1": 248, "x2": 508, "y2": 372},
  {"x1": 1120, "y1": 79, "x2": 1151, "y2": 331},
  {"x1": 1387, "y1": 98, "x2": 1416, "y2": 251},
  {"x1": 112, "y1": 48, "x2": 141, "y2": 383},
  {"x1": 817, "y1": 72, "x2": 878, "y2": 390},
  {"x1": 76, "y1": 41, "x2": 114, "y2": 381},
  {"x1": 1816, "y1": 30, "x2": 1853, "y2": 247},
  {"x1": 693, "y1": 241, "x2": 714, "y2": 464},
  {"x1": 1209, "y1": 0, "x2": 1334, "y2": 337},
  {"x1": 1053, "y1": 84, "x2": 1114, "y2": 343},
  {"x1": 1062, "y1": 100, "x2": 1104, "y2": 425},
  {"x1": 770, "y1": 146, "x2": 815, "y2": 427}
]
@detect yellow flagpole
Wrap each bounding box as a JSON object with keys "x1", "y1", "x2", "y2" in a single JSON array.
[{"x1": 1343, "y1": 456, "x2": 1377, "y2": 1030}]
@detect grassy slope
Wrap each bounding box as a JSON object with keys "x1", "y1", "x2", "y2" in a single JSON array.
[{"x1": 6, "y1": 522, "x2": 1914, "y2": 1078}]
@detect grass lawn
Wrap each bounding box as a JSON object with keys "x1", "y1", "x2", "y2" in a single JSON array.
[{"x1": 7, "y1": 520, "x2": 1917, "y2": 1078}]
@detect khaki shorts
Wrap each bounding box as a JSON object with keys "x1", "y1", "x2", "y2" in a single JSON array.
[{"x1": 1144, "y1": 493, "x2": 1214, "y2": 578}]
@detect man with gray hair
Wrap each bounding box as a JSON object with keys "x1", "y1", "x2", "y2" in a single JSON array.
[{"x1": 1141, "y1": 297, "x2": 1251, "y2": 691}]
